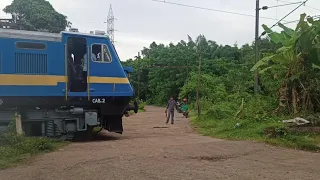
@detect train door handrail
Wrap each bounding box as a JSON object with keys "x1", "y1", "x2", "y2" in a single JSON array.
[
  {"x1": 87, "y1": 46, "x2": 90, "y2": 100},
  {"x1": 64, "y1": 44, "x2": 68, "y2": 100}
]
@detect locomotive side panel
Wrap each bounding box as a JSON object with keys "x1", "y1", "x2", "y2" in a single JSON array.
[{"x1": 0, "y1": 34, "x2": 66, "y2": 97}]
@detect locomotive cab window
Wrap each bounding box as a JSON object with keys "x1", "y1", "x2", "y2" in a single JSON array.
[
  {"x1": 92, "y1": 44, "x2": 112, "y2": 62},
  {"x1": 16, "y1": 42, "x2": 46, "y2": 50}
]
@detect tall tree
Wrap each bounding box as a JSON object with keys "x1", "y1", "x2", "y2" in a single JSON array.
[
  {"x1": 3, "y1": 0, "x2": 71, "y2": 33},
  {"x1": 122, "y1": 31, "x2": 285, "y2": 106}
]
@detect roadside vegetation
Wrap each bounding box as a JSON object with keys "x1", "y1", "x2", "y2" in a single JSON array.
[
  {"x1": 122, "y1": 14, "x2": 320, "y2": 152},
  {"x1": 138, "y1": 101, "x2": 147, "y2": 112},
  {"x1": 0, "y1": 120, "x2": 67, "y2": 169}
]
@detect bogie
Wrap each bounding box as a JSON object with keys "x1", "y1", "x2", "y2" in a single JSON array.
[{"x1": 0, "y1": 102, "x2": 135, "y2": 140}]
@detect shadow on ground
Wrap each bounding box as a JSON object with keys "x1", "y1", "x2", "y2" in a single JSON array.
[{"x1": 72, "y1": 130, "x2": 122, "y2": 143}]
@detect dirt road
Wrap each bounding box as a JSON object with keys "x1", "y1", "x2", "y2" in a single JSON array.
[{"x1": 1, "y1": 106, "x2": 320, "y2": 180}]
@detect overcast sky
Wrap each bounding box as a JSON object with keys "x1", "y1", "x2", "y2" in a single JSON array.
[{"x1": 1, "y1": 0, "x2": 319, "y2": 61}]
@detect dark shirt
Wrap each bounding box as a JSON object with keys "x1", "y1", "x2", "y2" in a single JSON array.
[{"x1": 166, "y1": 100, "x2": 176, "y2": 111}]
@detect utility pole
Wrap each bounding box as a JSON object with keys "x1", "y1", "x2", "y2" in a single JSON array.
[
  {"x1": 137, "y1": 52, "x2": 141, "y2": 100},
  {"x1": 254, "y1": 0, "x2": 260, "y2": 95}
]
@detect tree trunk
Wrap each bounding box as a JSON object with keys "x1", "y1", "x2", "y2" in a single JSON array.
[{"x1": 292, "y1": 83, "x2": 298, "y2": 115}]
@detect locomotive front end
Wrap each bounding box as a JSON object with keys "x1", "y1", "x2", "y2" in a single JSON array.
[{"x1": 0, "y1": 28, "x2": 137, "y2": 140}]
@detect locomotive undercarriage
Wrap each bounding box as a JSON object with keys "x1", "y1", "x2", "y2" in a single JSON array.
[{"x1": 0, "y1": 97, "x2": 138, "y2": 140}]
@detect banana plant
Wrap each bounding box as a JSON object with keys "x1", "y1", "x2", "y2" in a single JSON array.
[
  {"x1": 294, "y1": 14, "x2": 320, "y2": 69},
  {"x1": 251, "y1": 13, "x2": 320, "y2": 115},
  {"x1": 250, "y1": 21, "x2": 297, "y2": 75}
]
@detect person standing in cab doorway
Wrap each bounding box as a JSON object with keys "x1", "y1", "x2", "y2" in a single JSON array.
[
  {"x1": 81, "y1": 51, "x2": 97, "y2": 88},
  {"x1": 165, "y1": 97, "x2": 176, "y2": 124}
]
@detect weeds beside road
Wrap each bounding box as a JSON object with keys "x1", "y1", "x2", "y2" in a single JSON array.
[
  {"x1": 0, "y1": 133, "x2": 66, "y2": 169},
  {"x1": 190, "y1": 112, "x2": 320, "y2": 152}
]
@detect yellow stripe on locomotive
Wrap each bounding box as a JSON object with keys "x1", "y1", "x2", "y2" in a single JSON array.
[{"x1": 0, "y1": 74, "x2": 129, "y2": 86}]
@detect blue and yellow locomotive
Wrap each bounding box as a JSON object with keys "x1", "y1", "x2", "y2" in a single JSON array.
[{"x1": 0, "y1": 28, "x2": 138, "y2": 140}]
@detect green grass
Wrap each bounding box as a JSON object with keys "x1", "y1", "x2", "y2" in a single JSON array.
[
  {"x1": 190, "y1": 113, "x2": 320, "y2": 152},
  {"x1": 128, "y1": 101, "x2": 147, "y2": 115},
  {"x1": 0, "y1": 134, "x2": 68, "y2": 169},
  {"x1": 138, "y1": 101, "x2": 147, "y2": 111}
]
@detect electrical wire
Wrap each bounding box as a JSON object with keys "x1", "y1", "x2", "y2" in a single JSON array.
[
  {"x1": 265, "y1": 1, "x2": 304, "y2": 9},
  {"x1": 260, "y1": 0, "x2": 309, "y2": 37},
  {"x1": 306, "y1": 5, "x2": 320, "y2": 12},
  {"x1": 151, "y1": 0, "x2": 279, "y2": 21},
  {"x1": 276, "y1": 0, "x2": 320, "y2": 12},
  {"x1": 304, "y1": 6, "x2": 316, "y2": 16},
  {"x1": 281, "y1": 14, "x2": 320, "y2": 24},
  {"x1": 151, "y1": 0, "x2": 312, "y2": 38},
  {"x1": 276, "y1": 0, "x2": 279, "y2": 19}
]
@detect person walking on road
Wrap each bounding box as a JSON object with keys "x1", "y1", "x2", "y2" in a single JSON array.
[{"x1": 165, "y1": 97, "x2": 176, "y2": 124}]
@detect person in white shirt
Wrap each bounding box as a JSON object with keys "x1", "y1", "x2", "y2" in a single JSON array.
[
  {"x1": 82, "y1": 52, "x2": 97, "y2": 72},
  {"x1": 71, "y1": 54, "x2": 75, "y2": 63},
  {"x1": 82, "y1": 52, "x2": 97, "y2": 82}
]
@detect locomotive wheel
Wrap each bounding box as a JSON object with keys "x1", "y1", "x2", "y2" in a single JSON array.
[
  {"x1": 86, "y1": 125, "x2": 94, "y2": 140},
  {"x1": 102, "y1": 115, "x2": 123, "y2": 134}
]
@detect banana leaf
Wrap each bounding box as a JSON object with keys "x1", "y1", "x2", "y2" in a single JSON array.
[
  {"x1": 278, "y1": 23, "x2": 295, "y2": 37},
  {"x1": 250, "y1": 54, "x2": 275, "y2": 71}
]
